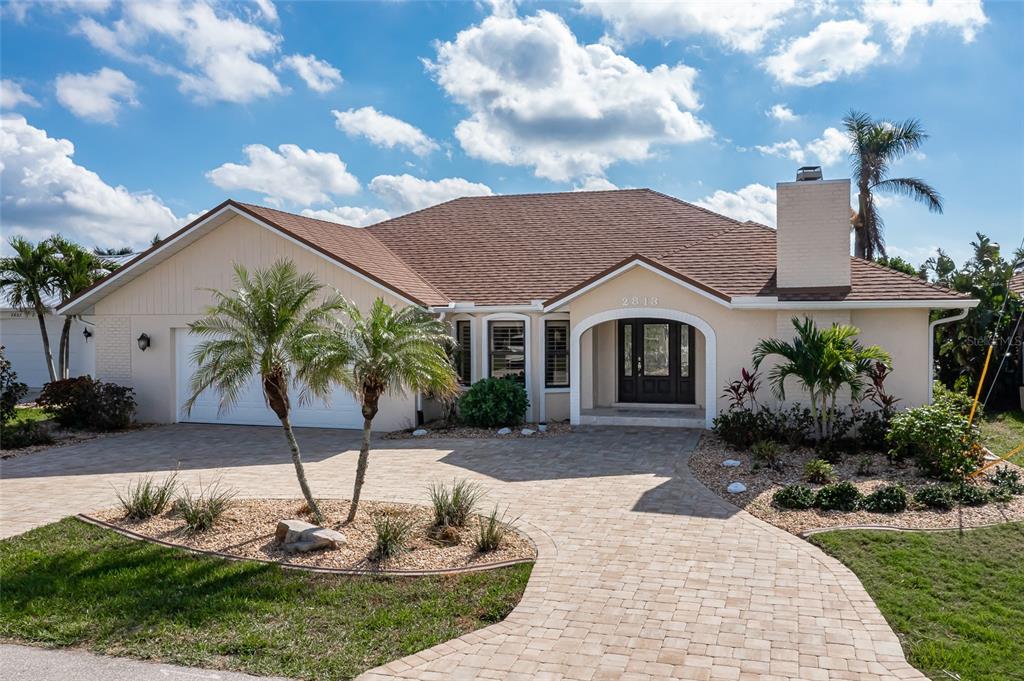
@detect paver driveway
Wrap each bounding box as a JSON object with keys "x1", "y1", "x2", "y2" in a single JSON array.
[{"x1": 0, "y1": 425, "x2": 923, "y2": 681}]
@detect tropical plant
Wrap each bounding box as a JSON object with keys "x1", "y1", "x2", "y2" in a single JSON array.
[
  {"x1": 0, "y1": 236, "x2": 58, "y2": 382},
  {"x1": 117, "y1": 473, "x2": 178, "y2": 520},
  {"x1": 886, "y1": 402, "x2": 983, "y2": 480},
  {"x1": 459, "y1": 376, "x2": 529, "y2": 428},
  {"x1": 844, "y1": 110, "x2": 943, "y2": 260},
  {"x1": 429, "y1": 479, "x2": 483, "y2": 528},
  {"x1": 804, "y1": 458, "x2": 836, "y2": 484},
  {"x1": 814, "y1": 481, "x2": 863, "y2": 512},
  {"x1": 751, "y1": 439, "x2": 783, "y2": 472},
  {"x1": 772, "y1": 484, "x2": 816, "y2": 510},
  {"x1": 475, "y1": 505, "x2": 512, "y2": 553},
  {"x1": 371, "y1": 512, "x2": 414, "y2": 561},
  {"x1": 175, "y1": 480, "x2": 236, "y2": 534},
  {"x1": 861, "y1": 484, "x2": 908, "y2": 513},
  {"x1": 184, "y1": 261, "x2": 350, "y2": 523},
  {"x1": 48, "y1": 236, "x2": 112, "y2": 379},
  {"x1": 752, "y1": 317, "x2": 891, "y2": 441},
  {"x1": 334, "y1": 297, "x2": 460, "y2": 522}
]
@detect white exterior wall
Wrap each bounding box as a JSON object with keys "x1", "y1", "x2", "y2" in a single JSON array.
[
  {"x1": 0, "y1": 313, "x2": 95, "y2": 387},
  {"x1": 776, "y1": 179, "x2": 852, "y2": 289}
]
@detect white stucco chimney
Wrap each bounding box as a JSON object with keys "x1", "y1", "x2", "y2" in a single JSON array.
[{"x1": 776, "y1": 167, "x2": 851, "y2": 290}]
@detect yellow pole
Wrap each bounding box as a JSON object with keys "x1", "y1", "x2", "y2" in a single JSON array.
[{"x1": 966, "y1": 344, "x2": 993, "y2": 427}]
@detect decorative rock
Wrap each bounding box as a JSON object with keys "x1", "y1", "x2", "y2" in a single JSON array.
[
  {"x1": 727, "y1": 482, "x2": 747, "y2": 494},
  {"x1": 412, "y1": 428, "x2": 429, "y2": 437},
  {"x1": 537, "y1": 423, "x2": 548, "y2": 433},
  {"x1": 276, "y1": 519, "x2": 346, "y2": 553},
  {"x1": 521, "y1": 428, "x2": 536, "y2": 436},
  {"x1": 496, "y1": 427, "x2": 512, "y2": 435},
  {"x1": 721, "y1": 459, "x2": 741, "y2": 468}
]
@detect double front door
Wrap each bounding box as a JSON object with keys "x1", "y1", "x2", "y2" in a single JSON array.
[{"x1": 618, "y1": 319, "x2": 695, "y2": 404}]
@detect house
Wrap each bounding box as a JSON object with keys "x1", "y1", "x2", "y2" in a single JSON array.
[
  {"x1": 1, "y1": 292, "x2": 95, "y2": 389},
  {"x1": 58, "y1": 169, "x2": 977, "y2": 431}
]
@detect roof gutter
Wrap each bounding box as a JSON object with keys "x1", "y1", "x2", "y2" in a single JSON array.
[{"x1": 928, "y1": 307, "x2": 970, "y2": 403}]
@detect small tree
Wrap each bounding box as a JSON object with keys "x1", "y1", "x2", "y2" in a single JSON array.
[
  {"x1": 0, "y1": 237, "x2": 58, "y2": 382},
  {"x1": 335, "y1": 298, "x2": 459, "y2": 522},
  {"x1": 752, "y1": 317, "x2": 891, "y2": 441},
  {"x1": 48, "y1": 236, "x2": 112, "y2": 378},
  {"x1": 185, "y1": 261, "x2": 350, "y2": 523}
]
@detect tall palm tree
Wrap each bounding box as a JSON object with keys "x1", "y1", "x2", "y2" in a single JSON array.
[
  {"x1": 0, "y1": 237, "x2": 58, "y2": 383},
  {"x1": 49, "y1": 237, "x2": 112, "y2": 379},
  {"x1": 184, "y1": 260, "x2": 350, "y2": 524},
  {"x1": 844, "y1": 110, "x2": 943, "y2": 260},
  {"x1": 335, "y1": 297, "x2": 459, "y2": 522},
  {"x1": 753, "y1": 317, "x2": 890, "y2": 440}
]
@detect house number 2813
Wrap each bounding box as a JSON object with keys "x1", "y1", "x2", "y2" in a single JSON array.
[{"x1": 621, "y1": 296, "x2": 658, "y2": 306}]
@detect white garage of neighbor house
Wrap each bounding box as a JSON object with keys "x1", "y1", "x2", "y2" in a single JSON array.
[
  {"x1": 58, "y1": 168, "x2": 978, "y2": 431},
  {"x1": 1, "y1": 294, "x2": 95, "y2": 389}
]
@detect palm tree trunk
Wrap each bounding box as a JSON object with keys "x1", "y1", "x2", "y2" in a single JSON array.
[
  {"x1": 279, "y1": 415, "x2": 324, "y2": 524},
  {"x1": 34, "y1": 301, "x2": 57, "y2": 383},
  {"x1": 58, "y1": 316, "x2": 72, "y2": 379},
  {"x1": 347, "y1": 396, "x2": 379, "y2": 523},
  {"x1": 855, "y1": 186, "x2": 870, "y2": 259}
]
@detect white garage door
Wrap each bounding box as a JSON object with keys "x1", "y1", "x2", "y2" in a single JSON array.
[{"x1": 175, "y1": 330, "x2": 363, "y2": 428}]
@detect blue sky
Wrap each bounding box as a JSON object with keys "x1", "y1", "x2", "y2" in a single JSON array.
[{"x1": 1, "y1": 0, "x2": 1021, "y2": 266}]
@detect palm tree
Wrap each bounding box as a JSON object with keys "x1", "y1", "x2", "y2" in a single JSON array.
[
  {"x1": 184, "y1": 260, "x2": 351, "y2": 524},
  {"x1": 49, "y1": 237, "x2": 112, "y2": 379},
  {"x1": 844, "y1": 111, "x2": 943, "y2": 260},
  {"x1": 335, "y1": 297, "x2": 459, "y2": 522},
  {"x1": 753, "y1": 317, "x2": 891, "y2": 440},
  {"x1": 0, "y1": 237, "x2": 58, "y2": 383}
]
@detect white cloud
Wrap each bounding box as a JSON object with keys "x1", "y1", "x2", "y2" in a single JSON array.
[
  {"x1": 580, "y1": 0, "x2": 797, "y2": 53},
  {"x1": 368, "y1": 174, "x2": 493, "y2": 213},
  {"x1": 755, "y1": 126, "x2": 850, "y2": 167},
  {"x1": 76, "y1": 1, "x2": 284, "y2": 104},
  {"x1": 55, "y1": 68, "x2": 138, "y2": 123},
  {"x1": 764, "y1": 20, "x2": 881, "y2": 86},
  {"x1": 427, "y1": 10, "x2": 712, "y2": 182},
  {"x1": 207, "y1": 144, "x2": 360, "y2": 206},
  {"x1": 695, "y1": 183, "x2": 777, "y2": 227},
  {"x1": 0, "y1": 115, "x2": 179, "y2": 250},
  {"x1": 253, "y1": 0, "x2": 278, "y2": 24},
  {"x1": 862, "y1": 0, "x2": 987, "y2": 54},
  {"x1": 0, "y1": 79, "x2": 39, "y2": 109},
  {"x1": 573, "y1": 176, "x2": 618, "y2": 192},
  {"x1": 766, "y1": 103, "x2": 799, "y2": 122},
  {"x1": 278, "y1": 53, "x2": 342, "y2": 93},
  {"x1": 300, "y1": 206, "x2": 391, "y2": 227},
  {"x1": 332, "y1": 107, "x2": 439, "y2": 157}
]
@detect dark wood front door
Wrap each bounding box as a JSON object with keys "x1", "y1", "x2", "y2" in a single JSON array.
[{"x1": 617, "y1": 319, "x2": 695, "y2": 404}]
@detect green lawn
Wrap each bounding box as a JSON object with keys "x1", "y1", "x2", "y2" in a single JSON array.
[
  {"x1": 979, "y1": 409, "x2": 1024, "y2": 464},
  {"x1": 6, "y1": 406, "x2": 51, "y2": 427},
  {"x1": 0, "y1": 518, "x2": 532, "y2": 680},
  {"x1": 810, "y1": 523, "x2": 1024, "y2": 681}
]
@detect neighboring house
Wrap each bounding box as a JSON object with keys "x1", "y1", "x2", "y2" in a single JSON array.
[
  {"x1": 0, "y1": 292, "x2": 95, "y2": 389},
  {"x1": 1011, "y1": 271, "x2": 1024, "y2": 409},
  {"x1": 58, "y1": 169, "x2": 978, "y2": 431}
]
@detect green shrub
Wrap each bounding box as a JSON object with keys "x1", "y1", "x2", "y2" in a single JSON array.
[
  {"x1": 0, "y1": 420, "x2": 53, "y2": 450},
  {"x1": 458, "y1": 377, "x2": 529, "y2": 428},
  {"x1": 429, "y1": 479, "x2": 483, "y2": 528},
  {"x1": 117, "y1": 473, "x2": 178, "y2": 520},
  {"x1": 175, "y1": 480, "x2": 236, "y2": 534},
  {"x1": 372, "y1": 512, "x2": 415, "y2": 561},
  {"x1": 932, "y1": 381, "x2": 978, "y2": 417},
  {"x1": 886, "y1": 403, "x2": 982, "y2": 480},
  {"x1": 37, "y1": 377, "x2": 136, "y2": 431},
  {"x1": 751, "y1": 439, "x2": 783, "y2": 471},
  {"x1": 855, "y1": 456, "x2": 875, "y2": 476},
  {"x1": 861, "y1": 485, "x2": 908, "y2": 513},
  {"x1": 712, "y1": 409, "x2": 764, "y2": 448},
  {"x1": 952, "y1": 482, "x2": 989, "y2": 507},
  {"x1": 0, "y1": 346, "x2": 28, "y2": 426},
  {"x1": 989, "y1": 467, "x2": 1024, "y2": 496},
  {"x1": 856, "y1": 408, "x2": 892, "y2": 452},
  {"x1": 475, "y1": 505, "x2": 511, "y2": 553},
  {"x1": 814, "y1": 481, "x2": 862, "y2": 512},
  {"x1": 772, "y1": 484, "x2": 816, "y2": 510},
  {"x1": 804, "y1": 458, "x2": 836, "y2": 484},
  {"x1": 913, "y1": 484, "x2": 955, "y2": 510}
]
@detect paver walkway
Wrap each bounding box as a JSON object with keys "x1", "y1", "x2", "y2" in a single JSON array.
[{"x1": 0, "y1": 425, "x2": 924, "y2": 680}]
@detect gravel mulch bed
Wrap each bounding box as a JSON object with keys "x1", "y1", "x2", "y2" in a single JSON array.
[
  {"x1": 93, "y1": 498, "x2": 536, "y2": 572},
  {"x1": 384, "y1": 420, "x2": 571, "y2": 440},
  {"x1": 689, "y1": 434, "x2": 1024, "y2": 536}
]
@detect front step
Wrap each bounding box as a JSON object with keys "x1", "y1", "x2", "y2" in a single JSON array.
[{"x1": 578, "y1": 414, "x2": 706, "y2": 429}]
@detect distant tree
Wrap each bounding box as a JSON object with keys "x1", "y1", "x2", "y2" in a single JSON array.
[
  {"x1": 0, "y1": 237, "x2": 58, "y2": 382},
  {"x1": 844, "y1": 111, "x2": 943, "y2": 260},
  {"x1": 94, "y1": 246, "x2": 134, "y2": 256},
  {"x1": 876, "y1": 255, "x2": 924, "y2": 279}
]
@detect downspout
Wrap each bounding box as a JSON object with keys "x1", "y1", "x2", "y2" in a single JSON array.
[{"x1": 927, "y1": 308, "x2": 969, "y2": 403}]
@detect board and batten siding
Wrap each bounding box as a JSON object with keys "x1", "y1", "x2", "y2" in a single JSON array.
[{"x1": 87, "y1": 214, "x2": 417, "y2": 429}]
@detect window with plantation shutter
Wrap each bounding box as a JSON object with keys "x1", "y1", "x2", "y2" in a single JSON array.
[
  {"x1": 455, "y1": 320, "x2": 472, "y2": 385},
  {"x1": 488, "y1": 320, "x2": 526, "y2": 384},
  {"x1": 545, "y1": 320, "x2": 569, "y2": 388}
]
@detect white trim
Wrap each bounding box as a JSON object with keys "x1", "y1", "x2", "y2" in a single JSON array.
[
  {"x1": 928, "y1": 308, "x2": 970, "y2": 403},
  {"x1": 481, "y1": 313, "x2": 533, "y2": 419},
  {"x1": 59, "y1": 204, "x2": 424, "y2": 316},
  {"x1": 539, "y1": 312, "x2": 571, "y2": 422},
  {"x1": 449, "y1": 314, "x2": 477, "y2": 386},
  {"x1": 570, "y1": 307, "x2": 717, "y2": 429},
  {"x1": 432, "y1": 303, "x2": 542, "y2": 313},
  {"x1": 544, "y1": 388, "x2": 570, "y2": 394},
  {"x1": 731, "y1": 296, "x2": 980, "y2": 310},
  {"x1": 544, "y1": 259, "x2": 730, "y2": 312}
]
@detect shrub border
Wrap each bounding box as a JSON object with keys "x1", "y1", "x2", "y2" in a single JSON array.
[{"x1": 76, "y1": 513, "x2": 538, "y2": 577}]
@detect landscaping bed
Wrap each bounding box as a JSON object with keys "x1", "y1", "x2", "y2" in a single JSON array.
[
  {"x1": 91, "y1": 497, "x2": 536, "y2": 572},
  {"x1": 384, "y1": 420, "x2": 571, "y2": 440},
  {"x1": 690, "y1": 434, "x2": 1024, "y2": 535},
  {"x1": 0, "y1": 518, "x2": 531, "y2": 680}
]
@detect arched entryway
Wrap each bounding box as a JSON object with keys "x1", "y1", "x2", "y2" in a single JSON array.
[{"x1": 570, "y1": 307, "x2": 717, "y2": 428}]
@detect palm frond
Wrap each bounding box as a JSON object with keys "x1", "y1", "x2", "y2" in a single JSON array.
[{"x1": 872, "y1": 177, "x2": 943, "y2": 213}]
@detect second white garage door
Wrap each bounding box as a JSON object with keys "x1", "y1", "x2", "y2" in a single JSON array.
[{"x1": 175, "y1": 330, "x2": 364, "y2": 428}]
